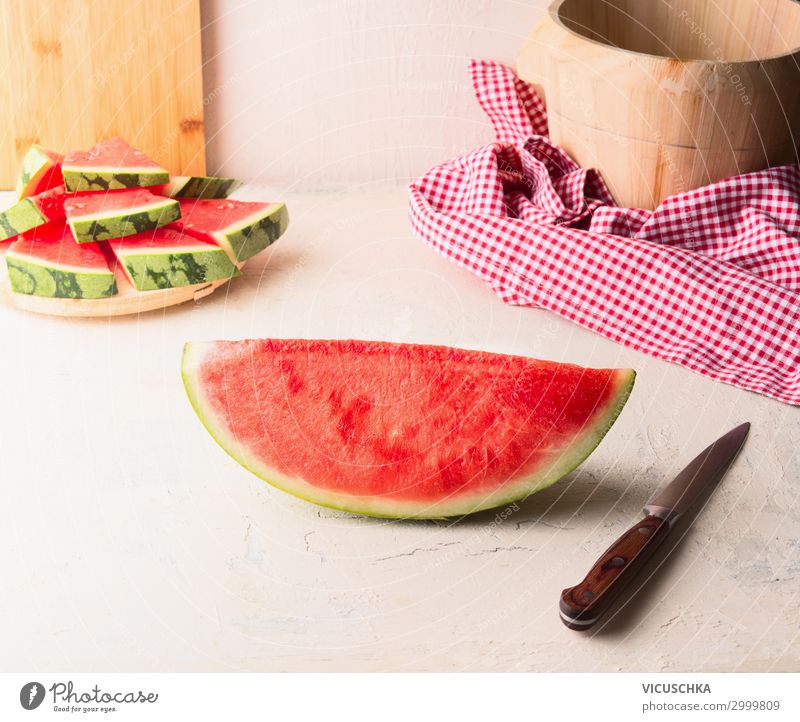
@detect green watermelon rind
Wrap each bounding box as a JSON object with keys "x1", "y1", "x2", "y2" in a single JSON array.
[
  {"x1": 209, "y1": 202, "x2": 288, "y2": 263},
  {"x1": 5, "y1": 254, "x2": 117, "y2": 299},
  {"x1": 62, "y1": 168, "x2": 170, "y2": 193},
  {"x1": 16, "y1": 144, "x2": 61, "y2": 200},
  {"x1": 67, "y1": 197, "x2": 180, "y2": 243},
  {"x1": 0, "y1": 198, "x2": 48, "y2": 241},
  {"x1": 162, "y1": 176, "x2": 243, "y2": 199},
  {"x1": 181, "y1": 342, "x2": 636, "y2": 519},
  {"x1": 113, "y1": 245, "x2": 241, "y2": 291}
]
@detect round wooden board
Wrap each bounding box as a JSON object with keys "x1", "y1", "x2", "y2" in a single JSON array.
[{"x1": 0, "y1": 257, "x2": 232, "y2": 318}]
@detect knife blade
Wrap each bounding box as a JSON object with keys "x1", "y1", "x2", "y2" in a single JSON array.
[{"x1": 559, "y1": 422, "x2": 750, "y2": 631}]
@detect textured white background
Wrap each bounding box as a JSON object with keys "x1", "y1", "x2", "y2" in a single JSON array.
[
  {"x1": 0, "y1": 1, "x2": 798, "y2": 673},
  {"x1": 200, "y1": 0, "x2": 548, "y2": 189}
]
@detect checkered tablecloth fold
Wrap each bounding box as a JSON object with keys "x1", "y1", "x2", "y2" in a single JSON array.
[{"x1": 409, "y1": 60, "x2": 800, "y2": 405}]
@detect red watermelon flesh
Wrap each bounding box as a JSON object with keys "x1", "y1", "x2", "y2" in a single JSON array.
[
  {"x1": 64, "y1": 137, "x2": 162, "y2": 172},
  {"x1": 182, "y1": 339, "x2": 635, "y2": 518},
  {"x1": 64, "y1": 188, "x2": 164, "y2": 215},
  {"x1": 8, "y1": 221, "x2": 110, "y2": 269},
  {"x1": 33, "y1": 185, "x2": 70, "y2": 219},
  {"x1": 174, "y1": 198, "x2": 270, "y2": 233}
]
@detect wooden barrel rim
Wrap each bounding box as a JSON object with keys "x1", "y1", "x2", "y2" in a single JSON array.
[{"x1": 548, "y1": 0, "x2": 800, "y2": 65}]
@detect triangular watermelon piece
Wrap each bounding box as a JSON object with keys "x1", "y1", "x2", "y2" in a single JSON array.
[
  {"x1": 182, "y1": 339, "x2": 635, "y2": 519},
  {"x1": 171, "y1": 198, "x2": 288, "y2": 263},
  {"x1": 4, "y1": 221, "x2": 117, "y2": 299},
  {"x1": 16, "y1": 144, "x2": 64, "y2": 200},
  {"x1": 62, "y1": 138, "x2": 169, "y2": 192},
  {"x1": 64, "y1": 189, "x2": 180, "y2": 243},
  {"x1": 0, "y1": 185, "x2": 69, "y2": 242},
  {"x1": 108, "y1": 227, "x2": 240, "y2": 291}
]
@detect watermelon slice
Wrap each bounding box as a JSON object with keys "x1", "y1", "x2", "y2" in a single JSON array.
[
  {"x1": 108, "y1": 227, "x2": 240, "y2": 291},
  {"x1": 64, "y1": 189, "x2": 180, "y2": 244},
  {"x1": 16, "y1": 144, "x2": 64, "y2": 200},
  {"x1": 159, "y1": 175, "x2": 242, "y2": 199},
  {"x1": 172, "y1": 199, "x2": 288, "y2": 263},
  {"x1": 182, "y1": 339, "x2": 635, "y2": 519},
  {"x1": 4, "y1": 221, "x2": 117, "y2": 299},
  {"x1": 61, "y1": 137, "x2": 169, "y2": 192},
  {"x1": 0, "y1": 185, "x2": 68, "y2": 241}
]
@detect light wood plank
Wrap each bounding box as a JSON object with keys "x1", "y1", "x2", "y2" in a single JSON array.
[{"x1": 0, "y1": 0, "x2": 204, "y2": 189}]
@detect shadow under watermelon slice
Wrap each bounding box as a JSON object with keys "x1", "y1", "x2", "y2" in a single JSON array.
[{"x1": 182, "y1": 338, "x2": 635, "y2": 519}]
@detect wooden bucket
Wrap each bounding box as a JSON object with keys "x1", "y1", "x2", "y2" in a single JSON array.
[{"x1": 518, "y1": 0, "x2": 800, "y2": 209}]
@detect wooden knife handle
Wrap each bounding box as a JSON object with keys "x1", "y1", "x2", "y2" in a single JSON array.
[{"x1": 559, "y1": 514, "x2": 671, "y2": 631}]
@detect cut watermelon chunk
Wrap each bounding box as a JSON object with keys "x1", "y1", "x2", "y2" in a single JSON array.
[
  {"x1": 0, "y1": 185, "x2": 68, "y2": 241},
  {"x1": 64, "y1": 189, "x2": 180, "y2": 244},
  {"x1": 62, "y1": 137, "x2": 169, "y2": 192},
  {"x1": 4, "y1": 221, "x2": 117, "y2": 299},
  {"x1": 108, "y1": 227, "x2": 240, "y2": 291},
  {"x1": 159, "y1": 175, "x2": 242, "y2": 199},
  {"x1": 182, "y1": 339, "x2": 635, "y2": 519},
  {"x1": 172, "y1": 198, "x2": 288, "y2": 263},
  {"x1": 16, "y1": 144, "x2": 64, "y2": 200}
]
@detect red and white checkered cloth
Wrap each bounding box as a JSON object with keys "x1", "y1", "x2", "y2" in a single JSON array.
[{"x1": 409, "y1": 60, "x2": 800, "y2": 405}]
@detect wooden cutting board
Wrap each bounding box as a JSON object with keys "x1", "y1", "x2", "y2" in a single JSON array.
[{"x1": 0, "y1": 0, "x2": 205, "y2": 189}]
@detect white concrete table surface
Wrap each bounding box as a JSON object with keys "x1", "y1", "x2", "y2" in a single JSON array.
[{"x1": 0, "y1": 187, "x2": 797, "y2": 672}]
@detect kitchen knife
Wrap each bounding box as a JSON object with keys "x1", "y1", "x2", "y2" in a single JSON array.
[{"x1": 559, "y1": 422, "x2": 750, "y2": 631}]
